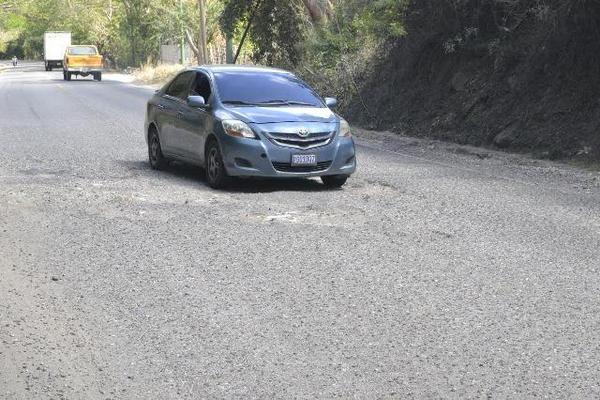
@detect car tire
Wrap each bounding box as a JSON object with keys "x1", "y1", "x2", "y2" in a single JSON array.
[
  {"x1": 96, "y1": 72, "x2": 102, "y2": 82},
  {"x1": 321, "y1": 175, "x2": 348, "y2": 188},
  {"x1": 148, "y1": 128, "x2": 168, "y2": 170},
  {"x1": 66, "y1": 72, "x2": 71, "y2": 81},
  {"x1": 205, "y1": 140, "x2": 230, "y2": 189}
]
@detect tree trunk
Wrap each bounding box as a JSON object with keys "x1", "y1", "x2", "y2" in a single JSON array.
[
  {"x1": 225, "y1": 34, "x2": 234, "y2": 64},
  {"x1": 301, "y1": 0, "x2": 332, "y2": 23},
  {"x1": 234, "y1": 0, "x2": 263, "y2": 64},
  {"x1": 185, "y1": 29, "x2": 200, "y2": 63}
]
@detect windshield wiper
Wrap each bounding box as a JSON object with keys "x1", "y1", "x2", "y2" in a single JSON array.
[
  {"x1": 258, "y1": 100, "x2": 316, "y2": 107},
  {"x1": 222, "y1": 100, "x2": 258, "y2": 106}
]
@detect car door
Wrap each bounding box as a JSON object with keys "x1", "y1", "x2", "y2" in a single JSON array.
[
  {"x1": 178, "y1": 71, "x2": 214, "y2": 163},
  {"x1": 159, "y1": 71, "x2": 195, "y2": 156}
]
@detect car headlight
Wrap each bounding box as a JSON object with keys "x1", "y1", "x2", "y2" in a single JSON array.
[
  {"x1": 339, "y1": 119, "x2": 352, "y2": 137},
  {"x1": 222, "y1": 120, "x2": 256, "y2": 139}
]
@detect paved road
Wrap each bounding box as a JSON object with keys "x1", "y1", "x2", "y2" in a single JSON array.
[{"x1": 1, "y1": 63, "x2": 600, "y2": 399}]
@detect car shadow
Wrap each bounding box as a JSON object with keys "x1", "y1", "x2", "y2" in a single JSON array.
[
  {"x1": 119, "y1": 160, "x2": 335, "y2": 193},
  {"x1": 225, "y1": 176, "x2": 331, "y2": 194},
  {"x1": 51, "y1": 78, "x2": 105, "y2": 83}
]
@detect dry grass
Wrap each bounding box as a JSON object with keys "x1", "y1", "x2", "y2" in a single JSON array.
[{"x1": 134, "y1": 63, "x2": 184, "y2": 85}]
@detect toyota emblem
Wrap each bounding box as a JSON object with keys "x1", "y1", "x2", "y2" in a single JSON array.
[{"x1": 298, "y1": 128, "x2": 310, "y2": 138}]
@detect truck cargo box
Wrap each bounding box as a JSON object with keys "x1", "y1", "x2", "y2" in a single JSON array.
[{"x1": 44, "y1": 32, "x2": 71, "y2": 71}]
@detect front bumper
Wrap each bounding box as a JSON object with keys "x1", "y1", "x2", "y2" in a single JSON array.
[{"x1": 219, "y1": 133, "x2": 356, "y2": 178}]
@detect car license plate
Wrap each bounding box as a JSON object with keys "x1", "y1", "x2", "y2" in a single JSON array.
[{"x1": 291, "y1": 154, "x2": 317, "y2": 166}]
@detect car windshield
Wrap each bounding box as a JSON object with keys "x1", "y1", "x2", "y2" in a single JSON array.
[
  {"x1": 68, "y1": 47, "x2": 97, "y2": 55},
  {"x1": 214, "y1": 71, "x2": 324, "y2": 107}
]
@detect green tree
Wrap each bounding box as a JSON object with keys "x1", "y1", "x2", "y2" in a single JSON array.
[{"x1": 221, "y1": 0, "x2": 306, "y2": 67}]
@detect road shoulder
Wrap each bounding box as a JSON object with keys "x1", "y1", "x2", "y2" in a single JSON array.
[{"x1": 353, "y1": 126, "x2": 600, "y2": 195}]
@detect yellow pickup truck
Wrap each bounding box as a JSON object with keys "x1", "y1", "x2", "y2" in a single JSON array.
[{"x1": 63, "y1": 45, "x2": 103, "y2": 81}]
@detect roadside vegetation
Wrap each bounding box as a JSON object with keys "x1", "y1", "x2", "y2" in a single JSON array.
[
  {"x1": 134, "y1": 63, "x2": 184, "y2": 85},
  {"x1": 1, "y1": 0, "x2": 599, "y2": 160}
]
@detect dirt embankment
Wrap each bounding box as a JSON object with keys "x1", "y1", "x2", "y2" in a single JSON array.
[{"x1": 348, "y1": 0, "x2": 600, "y2": 161}]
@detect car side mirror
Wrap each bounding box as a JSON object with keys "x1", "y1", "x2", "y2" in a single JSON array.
[
  {"x1": 187, "y1": 95, "x2": 207, "y2": 108},
  {"x1": 325, "y1": 97, "x2": 338, "y2": 108}
]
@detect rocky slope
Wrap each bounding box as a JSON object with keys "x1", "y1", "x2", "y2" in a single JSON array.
[{"x1": 349, "y1": 0, "x2": 600, "y2": 160}]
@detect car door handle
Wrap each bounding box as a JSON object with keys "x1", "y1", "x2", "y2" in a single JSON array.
[
  {"x1": 177, "y1": 111, "x2": 184, "y2": 119},
  {"x1": 157, "y1": 104, "x2": 165, "y2": 110}
]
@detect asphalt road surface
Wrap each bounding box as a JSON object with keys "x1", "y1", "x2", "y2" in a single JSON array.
[{"x1": 1, "y1": 63, "x2": 600, "y2": 399}]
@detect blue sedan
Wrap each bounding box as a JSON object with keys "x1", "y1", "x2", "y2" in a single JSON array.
[{"x1": 144, "y1": 65, "x2": 356, "y2": 189}]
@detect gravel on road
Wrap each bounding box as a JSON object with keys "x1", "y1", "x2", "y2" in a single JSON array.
[{"x1": 1, "y1": 65, "x2": 600, "y2": 399}]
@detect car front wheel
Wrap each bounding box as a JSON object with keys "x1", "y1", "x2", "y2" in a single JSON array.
[
  {"x1": 148, "y1": 129, "x2": 168, "y2": 170},
  {"x1": 205, "y1": 141, "x2": 230, "y2": 189},
  {"x1": 321, "y1": 175, "x2": 348, "y2": 188}
]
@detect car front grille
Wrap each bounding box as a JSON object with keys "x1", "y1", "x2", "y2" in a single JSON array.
[
  {"x1": 272, "y1": 161, "x2": 332, "y2": 173},
  {"x1": 266, "y1": 131, "x2": 334, "y2": 149}
]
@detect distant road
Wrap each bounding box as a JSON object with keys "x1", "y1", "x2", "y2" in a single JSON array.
[
  {"x1": 1, "y1": 62, "x2": 600, "y2": 399},
  {"x1": 0, "y1": 59, "x2": 40, "y2": 71}
]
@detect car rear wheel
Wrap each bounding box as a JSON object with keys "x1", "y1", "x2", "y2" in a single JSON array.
[
  {"x1": 321, "y1": 175, "x2": 348, "y2": 188},
  {"x1": 94, "y1": 72, "x2": 102, "y2": 82},
  {"x1": 148, "y1": 129, "x2": 168, "y2": 170},
  {"x1": 205, "y1": 141, "x2": 230, "y2": 189},
  {"x1": 66, "y1": 72, "x2": 71, "y2": 81}
]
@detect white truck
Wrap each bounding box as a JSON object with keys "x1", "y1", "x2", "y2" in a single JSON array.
[{"x1": 43, "y1": 31, "x2": 71, "y2": 71}]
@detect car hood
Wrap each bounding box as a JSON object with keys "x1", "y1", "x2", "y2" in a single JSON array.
[{"x1": 223, "y1": 106, "x2": 337, "y2": 124}]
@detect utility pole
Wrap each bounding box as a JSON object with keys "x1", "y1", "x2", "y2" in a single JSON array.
[
  {"x1": 179, "y1": 0, "x2": 186, "y2": 64},
  {"x1": 198, "y1": 0, "x2": 208, "y2": 64}
]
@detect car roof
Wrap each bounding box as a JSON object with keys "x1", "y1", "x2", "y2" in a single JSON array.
[{"x1": 191, "y1": 65, "x2": 292, "y2": 75}]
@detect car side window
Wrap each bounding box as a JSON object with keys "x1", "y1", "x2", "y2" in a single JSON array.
[
  {"x1": 190, "y1": 72, "x2": 212, "y2": 102},
  {"x1": 165, "y1": 72, "x2": 194, "y2": 100}
]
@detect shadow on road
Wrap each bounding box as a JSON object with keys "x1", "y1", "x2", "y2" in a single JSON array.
[
  {"x1": 51, "y1": 78, "x2": 120, "y2": 85},
  {"x1": 119, "y1": 159, "x2": 335, "y2": 193},
  {"x1": 225, "y1": 176, "x2": 331, "y2": 194}
]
